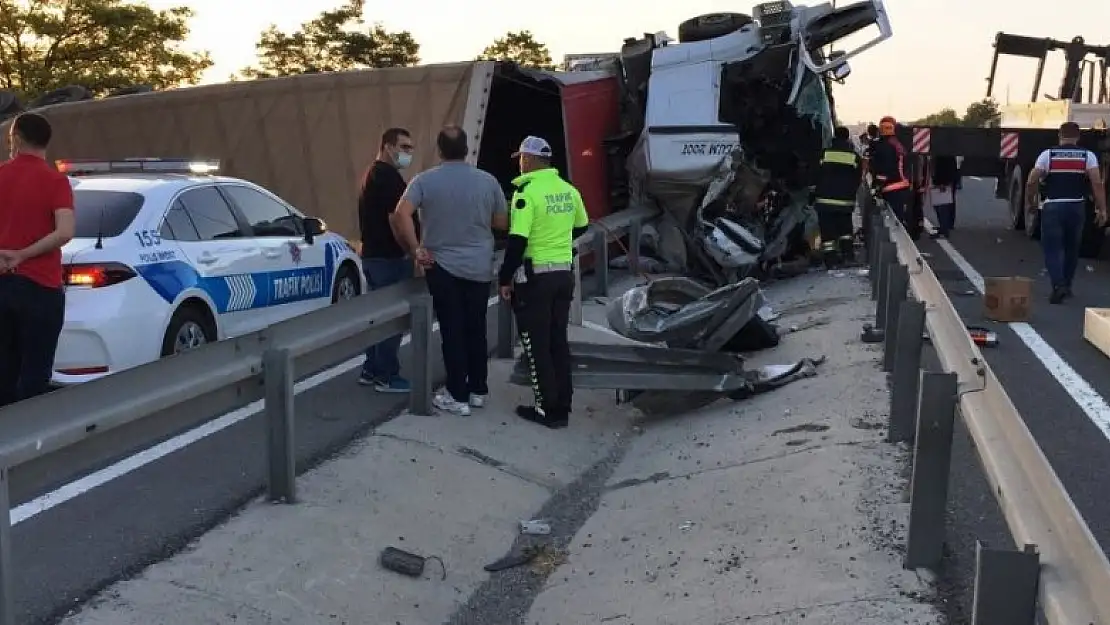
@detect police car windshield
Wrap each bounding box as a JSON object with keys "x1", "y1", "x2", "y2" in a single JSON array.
[{"x1": 73, "y1": 191, "x2": 146, "y2": 239}]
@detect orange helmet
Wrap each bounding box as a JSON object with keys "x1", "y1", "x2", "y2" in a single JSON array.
[{"x1": 879, "y1": 116, "x2": 897, "y2": 136}]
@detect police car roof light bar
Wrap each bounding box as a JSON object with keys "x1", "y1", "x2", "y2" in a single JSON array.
[{"x1": 56, "y1": 158, "x2": 221, "y2": 176}]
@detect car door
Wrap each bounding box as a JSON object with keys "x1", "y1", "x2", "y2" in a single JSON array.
[
  {"x1": 218, "y1": 183, "x2": 329, "y2": 322},
  {"x1": 164, "y1": 186, "x2": 262, "y2": 337}
]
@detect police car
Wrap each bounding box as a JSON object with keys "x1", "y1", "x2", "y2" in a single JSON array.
[{"x1": 53, "y1": 159, "x2": 366, "y2": 385}]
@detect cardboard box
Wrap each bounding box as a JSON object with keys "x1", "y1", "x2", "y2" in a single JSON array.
[
  {"x1": 1084, "y1": 308, "x2": 1110, "y2": 358},
  {"x1": 983, "y1": 277, "x2": 1033, "y2": 322}
]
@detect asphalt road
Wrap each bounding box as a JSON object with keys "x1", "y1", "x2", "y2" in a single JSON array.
[
  {"x1": 916, "y1": 177, "x2": 1110, "y2": 621},
  {"x1": 12, "y1": 299, "x2": 505, "y2": 625}
]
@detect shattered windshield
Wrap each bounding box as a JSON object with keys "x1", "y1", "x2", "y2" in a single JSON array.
[{"x1": 792, "y1": 70, "x2": 834, "y2": 147}]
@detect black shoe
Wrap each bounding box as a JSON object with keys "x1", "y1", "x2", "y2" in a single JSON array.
[
  {"x1": 515, "y1": 405, "x2": 568, "y2": 429},
  {"x1": 1049, "y1": 287, "x2": 1067, "y2": 304},
  {"x1": 1063, "y1": 286, "x2": 1074, "y2": 299}
]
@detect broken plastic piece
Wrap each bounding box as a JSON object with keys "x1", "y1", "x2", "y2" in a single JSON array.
[
  {"x1": 484, "y1": 545, "x2": 540, "y2": 572},
  {"x1": 966, "y1": 326, "x2": 999, "y2": 347},
  {"x1": 520, "y1": 520, "x2": 552, "y2": 535}
]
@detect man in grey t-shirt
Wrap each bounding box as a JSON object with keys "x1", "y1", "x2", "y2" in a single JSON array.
[{"x1": 390, "y1": 125, "x2": 509, "y2": 416}]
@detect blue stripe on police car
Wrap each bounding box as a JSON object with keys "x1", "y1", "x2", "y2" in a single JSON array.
[{"x1": 135, "y1": 240, "x2": 342, "y2": 314}]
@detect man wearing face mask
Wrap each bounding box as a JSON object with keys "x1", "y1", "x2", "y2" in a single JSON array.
[
  {"x1": 356, "y1": 127, "x2": 417, "y2": 392},
  {"x1": 498, "y1": 136, "x2": 589, "y2": 430}
]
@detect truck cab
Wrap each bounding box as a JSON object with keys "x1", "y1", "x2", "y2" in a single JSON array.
[{"x1": 616, "y1": 0, "x2": 892, "y2": 280}]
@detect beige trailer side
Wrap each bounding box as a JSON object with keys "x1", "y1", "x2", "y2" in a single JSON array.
[{"x1": 2, "y1": 62, "x2": 494, "y2": 242}]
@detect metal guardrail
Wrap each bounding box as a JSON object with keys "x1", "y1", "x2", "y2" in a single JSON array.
[
  {"x1": 0, "y1": 205, "x2": 657, "y2": 625},
  {"x1": 866, "y1": 201, "x2": 1110, "y2": 624}
]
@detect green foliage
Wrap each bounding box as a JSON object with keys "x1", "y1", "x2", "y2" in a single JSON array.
[
  {"x1": 0, "y1": 0, "x2": 212, "y2": 102},
  {"x1": 240, "y1": 0, "x2": 419, "y2": 78},
  {"x1": 913, "y1": 98, "x2": 1002, "y2": 128},
  {"x1": 477, "y1": 31, "x2": 556, "y2": 70}
]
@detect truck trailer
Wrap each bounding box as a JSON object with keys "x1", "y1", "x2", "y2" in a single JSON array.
[
  {"x1": 902, "y1": 32, "x2": 1110, "y2": 257},
  {"x1": 1, "y1": 0, "x2": 894, "y2": 282}
]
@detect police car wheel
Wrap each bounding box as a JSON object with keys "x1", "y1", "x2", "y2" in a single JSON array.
[
  {"x1": 331, "y1": 265, "x2": 360, "y2": 303},
  {"x1": 161, "y1": 305, "x2": 215, "y2": 357}
]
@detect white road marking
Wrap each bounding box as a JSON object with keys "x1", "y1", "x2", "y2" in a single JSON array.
[
  {"x1": 11, "y1": 295, "x2": 501, "y2": 526},
  {"x1": 924, "y1": 218, "x2": 1110, "y2": 443}
]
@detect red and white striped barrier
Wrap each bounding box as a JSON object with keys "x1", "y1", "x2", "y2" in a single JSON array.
[
  {"x1": 1000, "y1": 131, "x2": 1019, "y2": 159},
  {"x1": 912, "y1": 127, "x2": 931, "y2": 154}
]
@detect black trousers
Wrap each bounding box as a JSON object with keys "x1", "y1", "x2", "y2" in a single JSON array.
[
  {"x1": 425, "y1": 265, "x2": 491, "y2": 403},
  {"x1": 0, "y1": 275, "x2": 65, "y2": 407},
  {"x1": 815, "y1": 205, "x2": 854, "y2": 241},
  {"x1": 512, "y1": 271, "x2": 574, "y2": 417}
]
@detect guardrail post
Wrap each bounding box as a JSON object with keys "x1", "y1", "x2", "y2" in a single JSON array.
[
  {"x1": 868, "y1": 212, "x2": 886, "y2": 299},
  {"x1": 874, "y1": 243, "x2": 896, "y2": 330},
  {"x1": 904, "y1": 371, "x2": 957, "y2": 570},
  {"x1": 970, "y1": 541, "x2": 1039, "y2": 625},
  {"x1": 409, "y1": 294, "x2": 434, "y2": 416},
  {"x1": 593, "y1": 229, "x2": 609, "y2": 298},
  {"x1": 264, "y1": 348, "x2": 296, "y2": 504},
  {"x1": 888, "y1": 300, "x2": 926, "y2": 443},
  {"x1": 882, "y1": 263, "x2": 910, "y2": 372},
  {"x1": 570, "y1": 254, "x2": 584, "y2": 326},
  {"x1": 0, "y1": 468, "x2": 13, "y2": 625},
  {"x1": 496, "y1": 296, "x2": 515, "y2": 359},
  {"x1": 628, "y1": 217, "x2": 643, "y2": 274}
]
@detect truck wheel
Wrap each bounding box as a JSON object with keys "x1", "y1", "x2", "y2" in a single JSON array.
[{"x1": 678, "y1": 13, "x2": 753, "y2": 43}]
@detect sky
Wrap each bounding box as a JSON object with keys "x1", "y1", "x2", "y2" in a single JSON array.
[{"x1": 149, "y1": 0, "x2": 1110, "y2": 123}]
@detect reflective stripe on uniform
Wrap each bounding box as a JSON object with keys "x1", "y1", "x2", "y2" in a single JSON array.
[
  {"x1": 820, "y1": 150, "x2": 857, "y2": 166},
  {"x1": 815, "y1": 198, "x2": 855, "y2": 206}
]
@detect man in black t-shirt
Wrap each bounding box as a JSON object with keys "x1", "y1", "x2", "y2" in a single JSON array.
[{"x1": 357, "y1": 127, "x2": 418, "y2": 391}]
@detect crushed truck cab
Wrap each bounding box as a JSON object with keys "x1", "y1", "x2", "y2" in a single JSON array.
[{"x1": 618, "y1": 0, "x2": 891, "y2": 282}]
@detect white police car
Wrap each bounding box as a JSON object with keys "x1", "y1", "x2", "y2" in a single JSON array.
[{"x1": 53, "y1": 158, "x2": 366, "y2": 385}]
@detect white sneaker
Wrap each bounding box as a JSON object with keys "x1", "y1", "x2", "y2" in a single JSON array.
[
  {"x1": 469, "y1": 394, "x2": 487, "y2": 408},
  {"x1": 433, "y1": 391, "x2": 471, "y2": 416}
]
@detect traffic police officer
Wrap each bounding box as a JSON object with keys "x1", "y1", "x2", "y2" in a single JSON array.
[
  {"x1": 498, "y1": 136, "x2": 589, "y2": 429},
  {"x1": 814, "y1": 126, "x2": 862, "y2": 266}
]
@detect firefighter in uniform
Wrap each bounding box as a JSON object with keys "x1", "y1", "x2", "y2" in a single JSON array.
[
  {"x1": 869, "y1": 116, "x2": 913, "y2": 231},
  {"x1": 814, "y1": 126, "x2": 862, "y2": 267},
  {"x1": 498, "y1": 136, "x2": 590, "y2": 430}
]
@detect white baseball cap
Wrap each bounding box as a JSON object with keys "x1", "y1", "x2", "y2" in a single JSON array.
[{"x1": 511, "y1": 135, "x2": 553, "y2": 158}]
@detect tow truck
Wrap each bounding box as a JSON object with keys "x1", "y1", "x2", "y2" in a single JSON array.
[{"x1": 902, "y1": 32, "x2": 1110, "y2": 256}]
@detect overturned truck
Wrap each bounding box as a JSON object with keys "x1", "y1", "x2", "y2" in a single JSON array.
[{"x1": 0, "y1": 0, "x2": 890, "y2": 283}]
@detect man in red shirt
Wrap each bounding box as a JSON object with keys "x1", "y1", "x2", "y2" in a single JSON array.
[{"x1": 0, "y1": 113, "x2": 76, "y2": 406}]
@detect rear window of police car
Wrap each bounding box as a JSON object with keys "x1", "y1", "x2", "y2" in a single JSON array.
[{"x1": 74, "y1": 191, "x2": 145, "y2": 239}]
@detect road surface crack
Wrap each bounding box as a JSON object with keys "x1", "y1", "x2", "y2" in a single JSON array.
[
  {"x1": 606, "y1": 440, "x2": 878, "y2": 491},
  {"x1": 371, "y1": 431, "x2": 560, "y2": 491},
  {"x1": 715, "y1": 594, "x2": 915, "y2": 622}
]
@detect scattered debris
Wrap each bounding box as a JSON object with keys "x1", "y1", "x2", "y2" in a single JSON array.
[
  {"x1": 678, "y1": 521, "x2": 696, "y2": 531},
  {"x1": 606, "y1": 276, "x2": 779, "y2": 352},
  {"x1": 519, "y1": 520, "x2": 552, "y2": 535},
  {"x1": 966, "y1": 326, "x2": 999, "y2": 348},
  {"x1": 484, "y1": 545, "x2": 541, "y2": 573},
  {"x1": 772, "y1": 422, "x2": 830, "y2": 435},
  {"x1": 379, "y1": 546, "x2": 446, "y2": 580}
]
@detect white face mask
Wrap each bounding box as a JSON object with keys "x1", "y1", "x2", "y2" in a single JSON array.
[{"x1": 396, "y1": 152, "x2": 413, "y2": 169}]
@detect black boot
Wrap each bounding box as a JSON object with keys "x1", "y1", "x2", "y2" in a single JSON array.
[{"x1": 515, "y1": 405, "x2": 569, "y2": 429}]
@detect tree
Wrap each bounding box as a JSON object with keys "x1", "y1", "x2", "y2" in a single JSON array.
[
  {"x1": 0, "y1": 0, "x2": 212, "y2": 102},
  {"x1": 913, "y1": 108, "x2": 961, "y2": 126},
  {"x1": 912, "y1": 99, "x2": 1003, "y2": 128},
  {"x1": 962, "y1": 98, "x2": 1002, "y2": 128},
  {"x1": 477, "y1": 31, "x2": 556, "y2": 70},
  {"x1": 240, "y1": 0, "x2": 419, "y2": 78}
]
